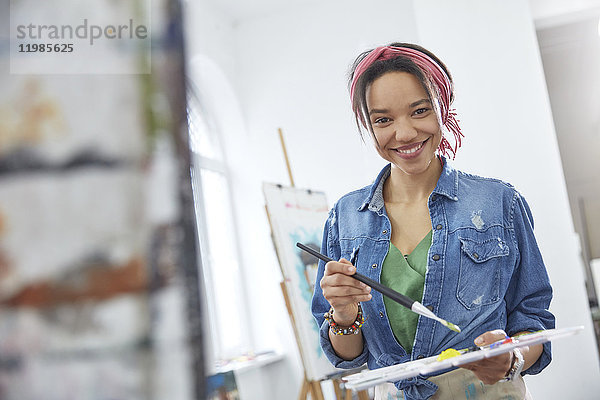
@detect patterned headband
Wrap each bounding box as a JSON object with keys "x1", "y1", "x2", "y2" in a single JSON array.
[{"x1": 350, "y1": 45, "x2": 463, "y2": 159}]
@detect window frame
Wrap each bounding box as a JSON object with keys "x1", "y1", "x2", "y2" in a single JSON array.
[{"x1": 187, "y1": 82, "x2": 255, "y2": 363}]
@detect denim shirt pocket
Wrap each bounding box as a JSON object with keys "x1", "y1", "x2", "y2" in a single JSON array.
[{"x1": 456, "y1": 235, "x2": 509, "y2": 309}]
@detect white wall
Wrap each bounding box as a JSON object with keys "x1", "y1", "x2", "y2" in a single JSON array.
[
  {"x1": 529, "y1": 0, "x2": 600, "y2": 23},
  {"x1": 186, "y1": 0, "x2": 600, "y2": 398},
  {"x1": 233, "y1": 0, "x2": 419, "y2": 201}
]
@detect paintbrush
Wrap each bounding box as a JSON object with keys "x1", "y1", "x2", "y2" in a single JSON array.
[{"x1": 296, "y1": 242, "x2": 461, "y2": 333}]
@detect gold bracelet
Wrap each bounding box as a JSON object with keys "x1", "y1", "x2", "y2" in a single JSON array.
[{"x1": 324, "y1": 303, "x2": 365, "y2": 335}]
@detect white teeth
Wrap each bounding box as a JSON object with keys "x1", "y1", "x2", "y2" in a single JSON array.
[{"x1": 396, "y1": 141, "x2": 424, "y2": 154}]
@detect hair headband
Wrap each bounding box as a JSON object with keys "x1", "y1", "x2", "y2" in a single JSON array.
[{"x1": 350, "y1": 45, "x2": 463, "y2": 159}]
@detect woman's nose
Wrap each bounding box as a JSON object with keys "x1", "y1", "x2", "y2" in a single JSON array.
[{"x1": 393, "y1": 120, "x2": 418, "y2": 142}]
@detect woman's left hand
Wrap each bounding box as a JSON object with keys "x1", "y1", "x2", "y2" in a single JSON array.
[{"x1": 460, "y1": 329, "x2": 513, "y2": 385}]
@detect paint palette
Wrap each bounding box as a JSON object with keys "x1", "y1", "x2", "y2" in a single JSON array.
[{"x1": 343, "y1": 326, "x2": 583, "y2": 391}]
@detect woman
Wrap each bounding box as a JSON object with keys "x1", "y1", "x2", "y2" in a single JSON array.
[{"x1": 311, "y1": 43, "x2": 555, "y2": 400}]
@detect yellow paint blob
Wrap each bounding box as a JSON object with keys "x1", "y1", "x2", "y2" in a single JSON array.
[{"x1": 436, "y1": 348, "x2": 461, "y2": 361}]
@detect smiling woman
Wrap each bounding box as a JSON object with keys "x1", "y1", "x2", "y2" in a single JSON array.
[{"x1": 311, "y1": 42, "x2": 555, "y2": 400}]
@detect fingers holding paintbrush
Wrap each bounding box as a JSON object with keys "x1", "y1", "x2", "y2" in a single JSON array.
[{"x1": 320, "y1": 257, "x2": 372, "y2": 325}]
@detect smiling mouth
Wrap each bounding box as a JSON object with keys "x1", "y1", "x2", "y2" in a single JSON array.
[{"x1": 394, "y1": 138, "x2": 428, "y2": 154}]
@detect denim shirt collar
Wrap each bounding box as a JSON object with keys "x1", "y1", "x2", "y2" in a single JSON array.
[{"x1": 358, "y1": 156, "x2": 459, "y2": 213}]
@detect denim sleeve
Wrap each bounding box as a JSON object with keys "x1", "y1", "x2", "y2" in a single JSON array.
[
  {"x1": 506, "y1": 191, "x2": 555, "y2": 375},
  {"x1": 311, "y1": 205, "x2": 370, "y2": 369}
]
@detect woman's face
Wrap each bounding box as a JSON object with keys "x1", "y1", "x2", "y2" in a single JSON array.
[{"x1": 366, "y1": 71, "x2": 442, "y2": 176}]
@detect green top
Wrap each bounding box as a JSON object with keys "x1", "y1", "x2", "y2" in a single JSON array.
[{"x1": 380, "y1": 231, "x2": 432, "y2": 353}]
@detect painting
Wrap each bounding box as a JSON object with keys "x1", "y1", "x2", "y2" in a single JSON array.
[
  {"x1": 263, "y1": 182, "x2": 339, "y2": 381},
  {"x1": 0, "y1": 0, "x2": 202, "y2": 398},
  {"x1": 206, "y1": 371, "x2": 240, "y2": 400}
]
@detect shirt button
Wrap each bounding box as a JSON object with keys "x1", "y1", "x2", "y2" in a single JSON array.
[
  {"x1": 472, "y1": 252, "x2": 479, "y2": 260},
  {"x1": 379, "y1": 311, "x2": 384, "y2": 318},
  {"x1": 431, "y1": 195, "x2": 437, "y2": 201},
  {"x1": 432, "y1": 254, "x2": 440, "y2": 261},
  {"x1": 435, "y1": 224, "x2": 443, "y2": 230},
  {"x1": 426, "y1": 305, "x2": 434, "y2": 311},
  {"x1": 417, "y1": 355, "x2": 425, "y2": 359},
  {"x1": 382, "y1": 229, "x2": 388, "y2": 234},
  {"x1": 371, "y1": 263, "x2": 378, "y2": 269}
]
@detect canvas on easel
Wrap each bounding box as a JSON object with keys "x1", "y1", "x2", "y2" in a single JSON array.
[
  {"x1": 263, "y1": 182, "x2": 338, "y2": 382},
  {"x1": 265, "y1": 129, "x2": 369, "y2": 400}
]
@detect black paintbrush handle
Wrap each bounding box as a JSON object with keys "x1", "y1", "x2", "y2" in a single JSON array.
[{"x1": 296, "y1": 242, "x2": 415, "y2": 310}]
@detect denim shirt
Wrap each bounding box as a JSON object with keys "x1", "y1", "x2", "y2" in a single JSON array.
[{"x1": 311, "y1": 160, "x2": 555, "y2": 400}]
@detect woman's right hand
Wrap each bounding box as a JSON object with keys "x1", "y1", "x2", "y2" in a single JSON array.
[{"x1": 320, "y1": 258, "x2": 372, "y2": 325}]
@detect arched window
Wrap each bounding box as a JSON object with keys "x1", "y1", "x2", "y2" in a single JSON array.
[{"x1": 187, "y1": 56, "x2": 253, "y2": 365}]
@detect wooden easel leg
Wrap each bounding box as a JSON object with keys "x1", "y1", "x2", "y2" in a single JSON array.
[
  {"x1": 310, "y1": 380, "x2": 325, "y2": 400},
  {"x1": 344, "y1": 388, "x2": 353, "y2": 400},
  {"x1": 331, "y1": 378, "x2": 344, "y2": 400},
  {"x1": 298, "y1": 378, "x2": 310, "y2": 400},
  {"x1": 357, "y1": 389, "x2": 370, "y2": 400}
]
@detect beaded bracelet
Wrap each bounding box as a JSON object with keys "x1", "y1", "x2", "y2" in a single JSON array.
[{"x1": 324, "y1": 303, "x2": 365, "y2": 335}]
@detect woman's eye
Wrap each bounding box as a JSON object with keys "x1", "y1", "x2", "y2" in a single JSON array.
[
  {"x1": 374, "y1": 117, "x2": 391, "y2": 124},
  {"x1": 414, "y1": 108, "x2": 430, "y2": 116}
]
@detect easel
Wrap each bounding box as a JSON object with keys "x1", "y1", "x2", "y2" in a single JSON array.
[
  {"x1": 269, "y1": 128, "x2": 369, "y2": 400},
  {"x1": 279, "y1": 280, "x2": 325, "y2": 400}
]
